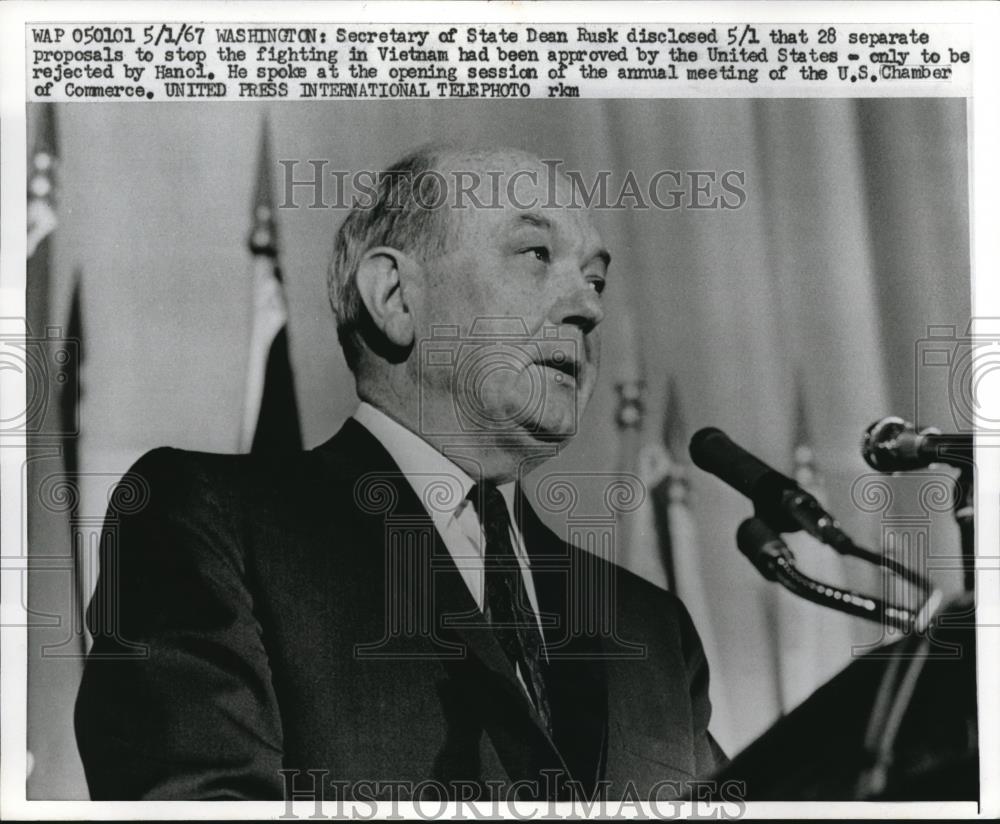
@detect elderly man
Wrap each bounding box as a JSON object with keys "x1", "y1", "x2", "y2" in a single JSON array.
[{"x1": 75, "y1": 145, "x2": 725, "y2": 802}]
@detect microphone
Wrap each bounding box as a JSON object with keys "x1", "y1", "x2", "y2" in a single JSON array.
[
  {"x1": 736, "y1": 517, "x2": 794, "y2": 581},
  {"x1": 735, "y1": 517, "x2": 920, "y2": 631},
  {"x1": 689, "y1": 427, "x2": 852, "y2": 552},
  {"x1": 862, "y1": 416, "x2": 973, "y2": 472},
  {"x1": 692, "y1": 426, "x2": 935, "y2": 591}
]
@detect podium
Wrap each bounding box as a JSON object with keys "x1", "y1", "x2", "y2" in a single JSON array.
[{"x1": 715, "y1": 594, "x2": 978, "y2": 800}]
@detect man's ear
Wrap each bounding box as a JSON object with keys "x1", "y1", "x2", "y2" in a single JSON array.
[{"x1": 355, "y1": 247, "x2": 417, "y2": 348}]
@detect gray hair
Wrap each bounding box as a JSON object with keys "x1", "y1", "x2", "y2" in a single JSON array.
[{"x1": 328, "y1": 145, "x2": 451, "y2": 373}]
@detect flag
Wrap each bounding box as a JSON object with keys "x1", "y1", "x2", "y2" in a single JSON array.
[
  {"x1": 628, "y1": 377, "x2": 733, "y2": 741},
  {"x1": 27, "y1": 102, "x2": 58, "y2": 335},
  {"x1": 767, "y1": 379, "x2": 855, "y2": 711},
  {"x1": 621, "y1": 376, "x2": 717, "y2": 636},
  {"x1": 655, "y1": 377, "x2": 695, "y2": 598},
  {"x1": 239, "y1": 116, "x2": 302, "y2": 453},
  {"x1": 611, "y1": 301, "x2": 652, "y2": 576},
  {"x1": 26, "y1": 103, "x2": 89, "y2": 796},
  {"x1": 655, "y1": 374, "x2": 690, "y2": 592},
  {"x1": 615, "y1": 375, "x2": 660, "y2": 581},
  {"x1": 634, "y1": 441, "x2": 674, "y2": 589},
  {"x1": 660, "y1": 379, "x2": 725, "y2": 691},
  {"x1": 629, "y1": 374, "x2": 685, "y2": 591}
]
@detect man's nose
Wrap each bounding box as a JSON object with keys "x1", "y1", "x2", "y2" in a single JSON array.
[{"x1": 547, "y1": 281, "x2": 605, "y2": 333}]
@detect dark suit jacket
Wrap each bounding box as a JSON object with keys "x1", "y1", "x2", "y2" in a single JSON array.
[{"x1": 76, "y1": 418, "x2": 725, "y2": 800}]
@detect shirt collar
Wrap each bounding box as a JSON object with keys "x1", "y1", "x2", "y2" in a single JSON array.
[{"x1": 353, "y1": 402, "x2": 518, "y2": 527}]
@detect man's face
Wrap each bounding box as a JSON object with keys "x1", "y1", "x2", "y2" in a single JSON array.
[{"x1": 412, "y1": 154, "x2": 609, "y2": 450}]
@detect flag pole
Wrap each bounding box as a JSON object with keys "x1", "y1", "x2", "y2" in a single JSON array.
[{"x1": 239, "y1": 114, "x2": 302, "y2": 453}]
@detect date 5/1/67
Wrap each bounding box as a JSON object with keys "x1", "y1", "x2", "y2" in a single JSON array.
[{"x1": 142, "y1": 24, "x2": 206, "y2": 47}]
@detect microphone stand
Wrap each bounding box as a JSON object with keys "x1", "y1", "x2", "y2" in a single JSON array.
[
  {"x1": 955, "y1": 465, "x2": 974, "y2": 592},
  {"x1": 738, "y1": 515, "x2": 946, "y2": 799},
  {"x1": 863, "y1": 417, "x2": 975, "y2": 592},
  {"x1": 738, "y1": 517, "x2": 940, "y2": 633},
  {"x1": 757, "y1": 485, "x2": 935, "y2": 594},
  {"x1": 814, "y1": 519, "x2": 935, "y2": 595},
  {"x1": 854, "y1": 631, "x2": 934, "y2": 799},
  {"x1": 770, "y1": 551, "x2": 922, "y2": 632},
  {"x1": 853, "y1": 426, "x2": 975, "y2": 793}
]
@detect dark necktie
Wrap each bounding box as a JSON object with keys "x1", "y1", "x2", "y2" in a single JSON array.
[{"x1": 468, "y1": 482, "x2": 553, "y2": 737}]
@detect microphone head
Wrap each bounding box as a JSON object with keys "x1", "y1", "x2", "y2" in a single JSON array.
[
  {"x1": 736, "y1": 517, "x2": 791, "y2": 581},
  {"x1": 688, "y1": 427, "x2": 727, "y2": 469},
  {"x1": 863, "y1": 416, "x2": 974, "y2": 471},
  {"x1": 689, "y1": 426, "x2": 790, "y2": 499},
  {"x1": 862, "y1": 416, "x2": 919, "y2": 471}
]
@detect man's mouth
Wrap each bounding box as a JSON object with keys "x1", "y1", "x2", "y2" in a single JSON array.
[{"x1": 536, "y1": 356, "x2": 580, "y2": 383}]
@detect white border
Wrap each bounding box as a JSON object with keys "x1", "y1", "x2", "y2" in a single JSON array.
[{"x1": 2, "y1": 1, "x2": 998, "y2": 820}]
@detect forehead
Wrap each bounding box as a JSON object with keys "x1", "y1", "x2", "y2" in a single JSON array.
[{"x1": 440, "y1": 153, "x2": 602, "y2": 248}]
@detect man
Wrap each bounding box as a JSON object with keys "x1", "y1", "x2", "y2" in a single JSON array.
[{"x1": 75, "y1": 145, "x2": 725, "y2": 802}]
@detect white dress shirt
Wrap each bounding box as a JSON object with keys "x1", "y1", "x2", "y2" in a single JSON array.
[{"x1": 353, "y1": 402, "x2": 545, "y2": 638}]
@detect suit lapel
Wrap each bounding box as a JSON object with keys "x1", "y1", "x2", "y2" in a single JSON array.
[{"x1": 315, "y1": 420, "x2": 569, "y2": 788}]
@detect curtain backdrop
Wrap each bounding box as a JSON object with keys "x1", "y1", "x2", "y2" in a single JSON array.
[{"x1": 27, "y1": 98, "x2": 970, "y2": 797}]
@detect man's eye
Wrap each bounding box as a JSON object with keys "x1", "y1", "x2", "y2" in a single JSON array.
[
  {"x1": 524, "y1": 246, "x2": 550, "y2": 263},
  {"x1": 588, "y1": 278, "x2": 606, "y2": 295}
]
